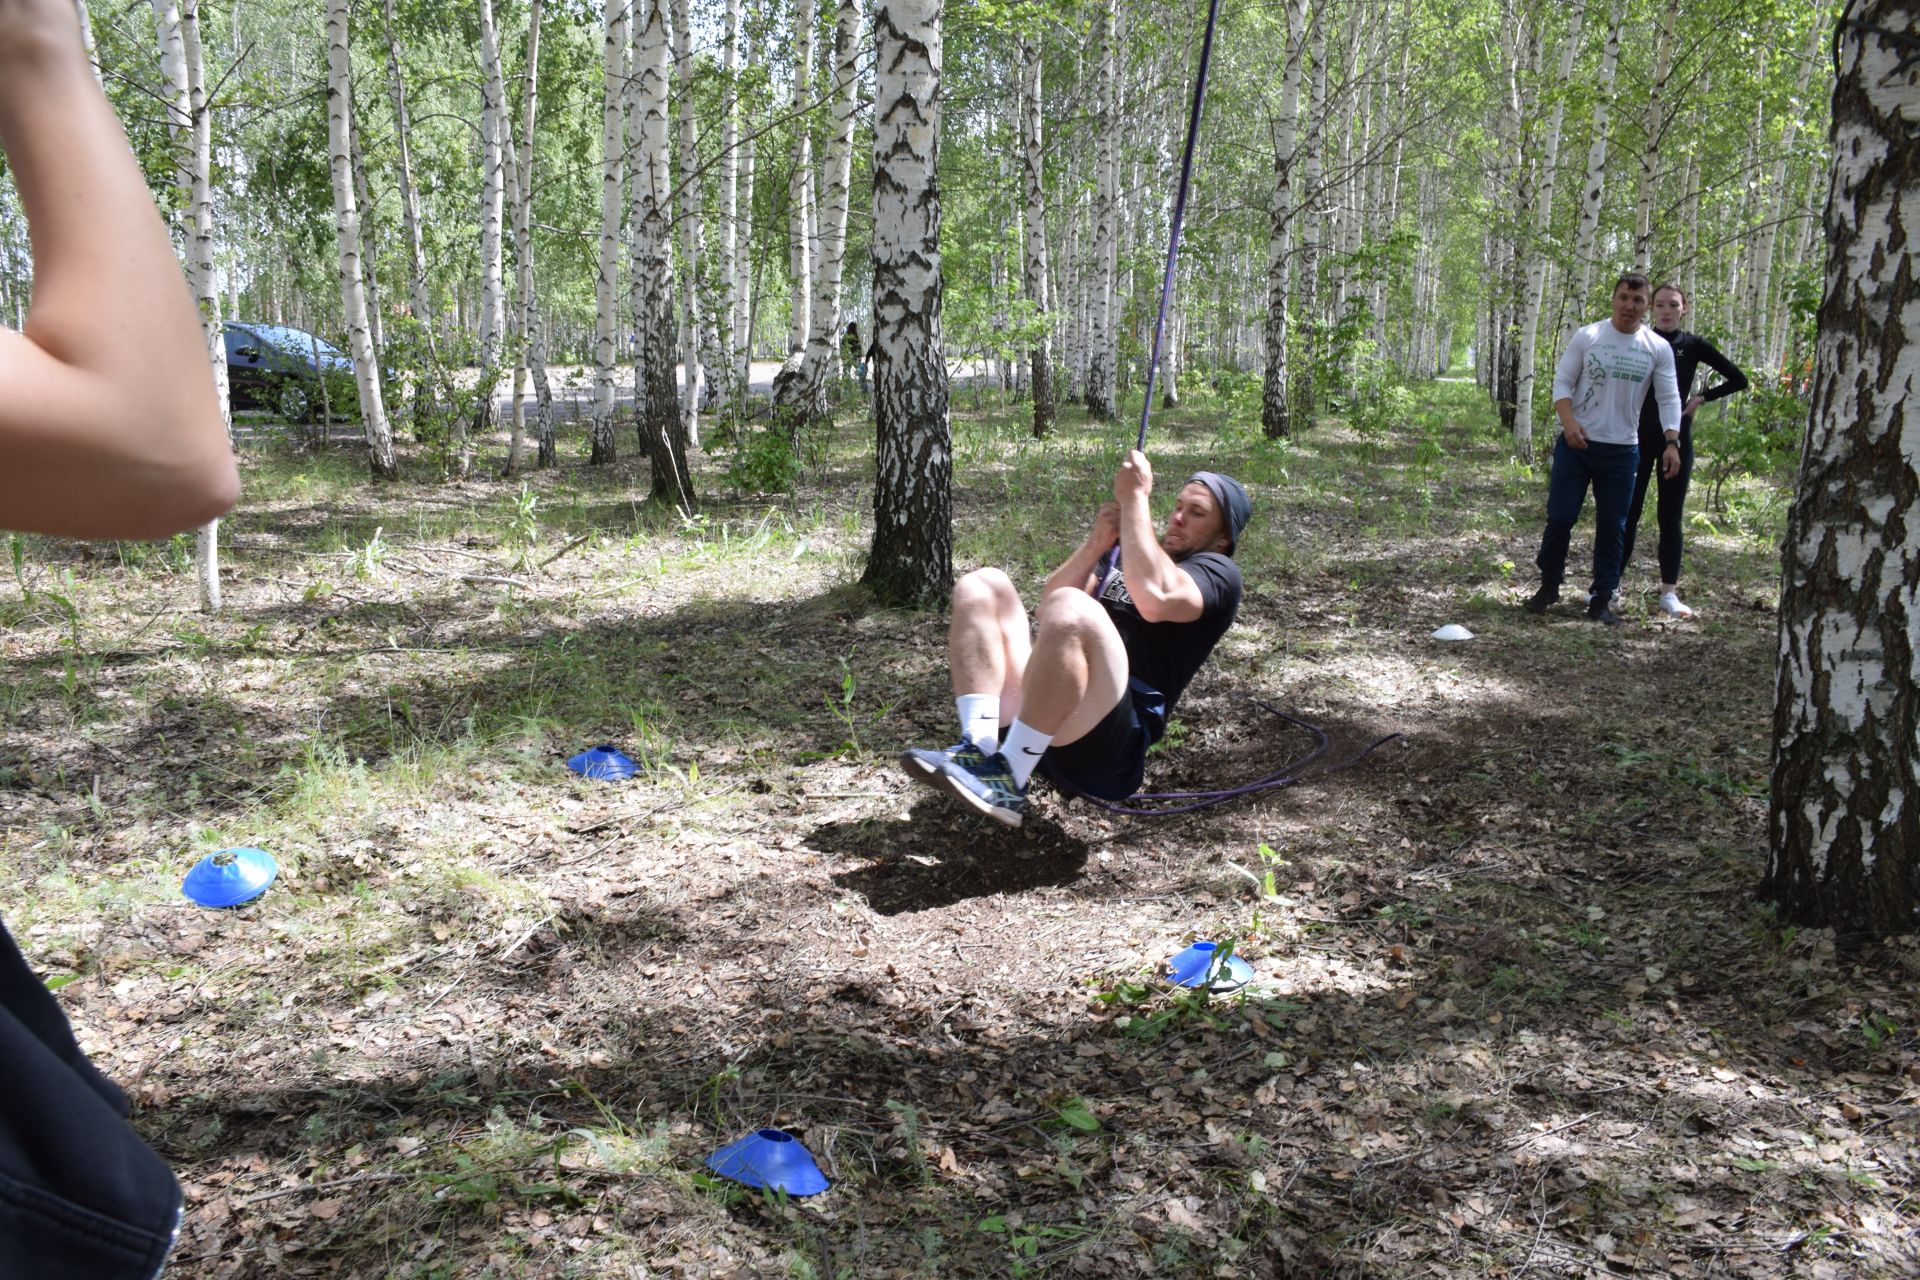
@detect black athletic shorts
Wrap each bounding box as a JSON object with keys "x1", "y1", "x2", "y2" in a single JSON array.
[{"x1": 1037, "y1": 677, "x2": 1168, "y2": 800}]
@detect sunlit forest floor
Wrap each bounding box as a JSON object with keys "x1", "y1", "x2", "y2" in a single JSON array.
[{"x1": 2, "y1": 380, "x2": 1914, "y2": 1278}]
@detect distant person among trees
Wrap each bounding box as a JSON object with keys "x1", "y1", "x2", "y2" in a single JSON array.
[
  {"x1": 843, "y1": 321, "x2": 867, "y2": 396},
  {"x1": 0, "y1": 0, "x2": 236, "y2": 1274},
  {"x1": 1621, "y1": 283, "x2": 1750, "y2": 619},
  {"x1": 1525, "y1": 272, "x2": 1682, "y2": 626},
  {"x1": 898, "y1": 451, "x2": 1247, "y2": 827}
]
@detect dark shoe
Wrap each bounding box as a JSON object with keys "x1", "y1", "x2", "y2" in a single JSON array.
[
  {"x1": 1524, "y1": 584, "x2": 1560, "y2": 614},
  {"x1": 1587, "y1": 598, "x2": 1626, "y2": 626},
  {"x1": 928, "y1": 750, "x2": 1028, "y2": 827},
  {"x1": 898, "y1": 740, "x2": 986, "y2": 783}
]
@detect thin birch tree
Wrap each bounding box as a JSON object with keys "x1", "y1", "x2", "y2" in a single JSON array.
[
  {"x1": 472, "y1": 0, "x2": 510, "y2": 480},
  {"x1": 151, "y1": 0, "x2": 227, "y2": 610},
  {"x1": 1509, "y1": 0, "x2": 1585, "y2": 462},
  {"x1": 325, "y1": 0, "x2": 397, "y2": 478},
  {"x1": 788, "y1": 0, "x2": 816, "y2": 355},
  {"x1": 593, "y1": 0, "x2": 628, "y2": 465},
  {"x1": 631, "y1": 0, "x2": 692, "y2": 508},
  {"x1": 1019, "y1": 31, "x2": 1053, "y2": 439},
  {"x1": 797, "y1": 0, "x2": 860, "y2": 423}
]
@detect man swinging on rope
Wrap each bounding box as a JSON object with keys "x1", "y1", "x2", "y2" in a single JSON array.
[{"x1": 900, "y1": 451, "x2": 1249, "y2": 827}]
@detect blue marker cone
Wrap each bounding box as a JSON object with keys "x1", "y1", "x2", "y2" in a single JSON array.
[
  {"x1": 566, "y1": 744, "x2": 638, "y2": 781},
  {"x1": 1167, "y1": 941, "x2": 1253, "y2": 993},
  {"x1": 182, "y1": 847, "x2": 278, "y2": 908},
  {"x1": 705, "y1": 1129, "x2": 829, "y2": 1196}
]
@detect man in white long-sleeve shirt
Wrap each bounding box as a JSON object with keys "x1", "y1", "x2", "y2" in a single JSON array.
[{"x1": 1525, "y1": 272, "x2": 1683, "y2": 625}]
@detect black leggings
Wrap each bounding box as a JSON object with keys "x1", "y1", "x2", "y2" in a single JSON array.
[{"x1": 1623, "y1": 420, "x2": 1694, "y2": 586}]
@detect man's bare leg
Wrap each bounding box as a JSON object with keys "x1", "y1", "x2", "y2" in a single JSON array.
[
  {"x1": 948, "y1": 567, "x2": 1032, "y2": 727},
  {"x1": 1010, "y1": 590, "x2": 1129, "y2": 744}
]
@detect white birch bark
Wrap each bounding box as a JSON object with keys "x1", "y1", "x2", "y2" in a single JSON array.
[
  {"x1": 348, "y1": 109, "x2": 383, "y2": 361},
  {"x1": 787, "y1": 0, "x2": 815, "y2": 355},
  {"x1": 1745, "y1": 17, "x2": 1823, "y2": 364},
  {"x1": 593, "y1": 0, "x2": 628, "y2": 464},
  {"x1": 632, "y1": 0, "x2": 691, "y2": 507},
  {"x1": 1765, "y1": 0, "x2": 1919, "y2": 931},
  {"x1": 798, "y1": 0, "x2": 859, "y2": 419},
  {"x1": 152, "y1": 0, "x2": 228, "y2": 610},
  {"x1": 672, "y1": 0, "x2": 703, "y2": 446},
  {"x1": 1297, "y1": 0, "x2": 1327, "y2": 423},
  {"x1": 715, "y1": 0, "x2": 742, "y2": 407},
  {"x1": 1084, "y1": 0, "x2": 1117, "y2": 419},
  {"x1": 381, "y1": 0, "x2": 435, "y2": 357},
  {"x1": 473, "y1": 0, "x2": 509, "y2": 479},
  {"x1": 74, "y1": 0, "x2": 104, "y2": 88},
  {"x1": 863, "y1": 0, "x2": 950, "y2": 606},
  {"x1": 504, "y1": 0, "x2": 554, "y2": 473},
  {"x1": 503, "y1": 0, "x2": 541, "y2": 474},
  {"x1": 1631, "y1": 0, "x2": 1676, "y2": 271},
  {"x1": 1019, "y1": 33, "x2": 1053, "y2": 438},
  {"x1": 1262, "y1": 0, "x2": 1305, "y2": 438},
  {"x1": 1510, "y1": 0, "x2": 1586, "y2": 463},
  {"x1": 325, "y1": 0, "x2": 397, "y2": 479},
  {"x1": 1567, "y1": 0, "x2": 1623, "y2": 328}
]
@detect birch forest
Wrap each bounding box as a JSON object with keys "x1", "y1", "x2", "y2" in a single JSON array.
[
  {"x1": 0, "y1": 0, "x2": 1835, "y2": 469},
  {"x1": 6, "y1": 3, "x2": 1918, "y2": 1278}
]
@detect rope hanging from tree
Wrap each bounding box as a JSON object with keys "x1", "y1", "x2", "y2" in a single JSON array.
[{"x1": 1100, "y1": 0, "x2": 1401, "y2": 815}]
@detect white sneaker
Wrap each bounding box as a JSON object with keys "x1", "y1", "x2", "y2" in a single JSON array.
[{"x1": 1659, "y1": 592, "x2": 1694, "y2": 619}]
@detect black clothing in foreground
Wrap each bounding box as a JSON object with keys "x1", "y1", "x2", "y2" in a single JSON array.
[
  {"x1": 1626, "y1": 328, "x2": 1750, "y2": 584},
  {"x1": 0, "y1": 920, "x2": 181, "y2": 1280}
]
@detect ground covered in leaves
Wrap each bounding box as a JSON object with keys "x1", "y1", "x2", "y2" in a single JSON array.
[{"x1": 2, "y1": 385, "x2": 1914, "y2": 1278}]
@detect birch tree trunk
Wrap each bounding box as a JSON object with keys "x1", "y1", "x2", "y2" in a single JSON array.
[
  {"x1": 1297, "y1": 0, "x2": 1326, "y2": 424},
  {"x1": 863, "y1": 0, "x2": 951, "y2": 607},
  {"x1": 1567, "y1": 0, "x2": 1623, "y2": 329},
  {"x1": 1262, "y1": 0, "x2": 1305, "y2": 439},
  {"x1": 1019, "y1": 33, "x2": 1054, "y2": 439},
  {"x1": 1631, "y1": 0, "x2": 1676, "y2": 271},
  {"x1": 1510, "y1": 0, "x2": 1586, "y2": 463},
  {"x1": 593, "y1": 0, "x2": 628, "y2": 464},
  {"x1": 1083, "y1": 0, "x2": 1118, "y2": 419},
  {"x1": 1745, "y1": 17, "x2": 1823, "y2": 365},
  {"x1": 472, "y1": 0, "x2": 509, "y2": 480},
  {"x1": 503, "y1": 0, "x2": 545, "y2": 475},
  {"x1": 787, "y1": 0, "x2": 815, "y2": 355},
  {"x1": 733, "y1": 39, "x2": 755, "y2": 395},
  {"x1": 381, "y1": 0, "x2": 444, "y2": 433},
  {"x1": 632, "y1": 0, "x2": 692, "y2": 509},
  {"x1": 348, "y1": 109, "x2": 384, "y2": 361},
  {"x1": 798, "y1": 0, "x2": 860, "y2": 422},
  {"x1": 673, "y1": 0, "x2": 703, "y2": 447},
  {"x1": 326, "y1": 0, "x2": 397, "y2": 478},
  {"x1": 152, "y1": 0, "x2": 228, "y2": 610},
  {"x1": 1764, "y1": 0, "x2": 1918, "y2": 933},
  {"x1": 715, "y1": 0, "x2": 742, "y2": 408}
]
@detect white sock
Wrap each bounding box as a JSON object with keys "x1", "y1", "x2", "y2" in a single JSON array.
[
  {"x1": 955, "y1": 694, "x2": 1000, "y2": 753},
  {"x1": 998, "y1": 718, "x2": 1054, "y2": 788}
]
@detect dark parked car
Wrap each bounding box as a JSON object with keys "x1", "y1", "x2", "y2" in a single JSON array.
[{"x1": 223, "y1": 321, "x2": 366, "y2": 422}]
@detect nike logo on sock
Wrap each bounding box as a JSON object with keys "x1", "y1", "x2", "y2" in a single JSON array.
[{"x1": 1018, "y1": 746, "x2": 1045, "y2": 758}]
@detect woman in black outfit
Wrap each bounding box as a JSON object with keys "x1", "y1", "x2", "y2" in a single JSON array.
[{"x1": 1624, "y1": 283, "x2": 1749, "y2": 618}]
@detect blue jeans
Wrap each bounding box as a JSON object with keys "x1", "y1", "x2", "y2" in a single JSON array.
[{"x1": 1536, "y1": 436, "x2": 1639, "y2": 600}]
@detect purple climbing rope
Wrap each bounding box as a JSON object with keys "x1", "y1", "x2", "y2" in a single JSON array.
[
  {"x1": 1053, "y1": 703, "x2": 1402, "y2": 818},
  {"x1": 1136, "y1": 0, "x2": 1223, "y2": 453},
  {"x1": 1086, "y1": 0, "x2": 1398, "y2": 816}
]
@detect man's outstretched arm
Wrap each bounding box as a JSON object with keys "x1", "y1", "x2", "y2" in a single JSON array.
[{"x1": 0, "y1": 0, "x2": 237, "y2": 538}]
